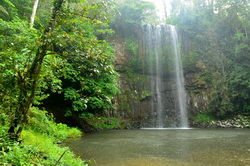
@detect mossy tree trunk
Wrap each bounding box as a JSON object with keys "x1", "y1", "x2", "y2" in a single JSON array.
[{"x1": 8, "y1": 0, "x2": 64, "y2": 141}]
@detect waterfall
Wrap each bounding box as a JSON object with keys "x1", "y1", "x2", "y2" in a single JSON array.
[
  {"x1": 153, "y1": 26, "x2": 163, "y2": 128},
  {"x1": 144, "y1": 25, "x2": 164, "y2": 128},
  {"x1": 143, "y1": 24, "x2": 189, "y2": 128},
  {"x1": 170, "y1": 25, "x2": 189, "y2": 128}
]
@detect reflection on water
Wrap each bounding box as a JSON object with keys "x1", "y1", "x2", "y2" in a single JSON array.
[{"x1": 65, "y1": 129, "x2": 250, "y2": 166}]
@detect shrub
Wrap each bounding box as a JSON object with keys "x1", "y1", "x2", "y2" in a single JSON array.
[
  {"x1": 27, "y1": 107, "x2": 82, "y2": 140},
  {"x1": 195, "y1": 113, "x2": 213, "y2": 122},
  {"x1": 0, "y1": 107, "x2": 85, "y2": 165}
]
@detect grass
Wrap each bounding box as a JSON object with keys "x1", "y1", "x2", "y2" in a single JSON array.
[
  {"x1": 0, "y1": 107, "x2": 89, "y2": 166},
  {"x1": 20, "y1": 130, "x2": 86, "y2": 166}
]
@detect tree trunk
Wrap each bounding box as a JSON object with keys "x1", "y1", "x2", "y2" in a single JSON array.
[
  {"x1": 8, "y1": 0, "x2": 65, "y2": 141},
  {"x1": 29, "y1": 0, "x2": 40, "y2": 28}
]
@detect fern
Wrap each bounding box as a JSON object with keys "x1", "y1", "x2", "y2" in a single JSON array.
[
  {"x1": 0, "y1": 5, "x2": 8, "y2": 15},
  {"x1": 2, "y1": 0, "x2": 15, "y2": 7}
]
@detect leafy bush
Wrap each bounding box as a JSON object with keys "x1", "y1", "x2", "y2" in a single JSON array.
[
  {"x1": 0, "y1": 140, "x2": 42, "y2": 166},
  {"x1": 20, "y1": 131, "x2": 87, "y2": 166},
  {"x1": 195, "y1": 113, "x2": 213, "y2": 122},
  {"x1": 0, "y1": 107, "x2": 85, "y2": 166},
  {"x1": 0, "y1": 131, "x2": 87, "y2": 166},
  {"x1": 27, "y1": 107, "x2": 82, "y2": 140}
]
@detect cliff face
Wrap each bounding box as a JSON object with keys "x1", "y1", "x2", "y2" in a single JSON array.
[
  {"x1": 112, "y1": 72, "x2": 209, "y2": 128},
  {"x1": 111, "y1": 25, "x2": 210, "y2": 128},
  {"x1": 113, "y1": 40, "x2": 130, "y2": 71}
]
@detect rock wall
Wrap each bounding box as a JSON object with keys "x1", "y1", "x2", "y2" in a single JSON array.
[
  {"x1": 111, "y1": 72, "x2": 209, "y2": 128},
  {"x1": 111, "y1": 25, "x2": 210, "y2": 128}
]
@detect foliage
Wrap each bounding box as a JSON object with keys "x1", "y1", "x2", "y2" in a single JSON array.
[
  {"x1": 85, "y1": 116, "x2": 125, "y2": 130},
  {"x1": 0, "y1": 19, "x2": 41, "y2": 133},
  {"x1": 27, "y1": 107, "x2": 82, "y2": 140},
  {"x1": 0, "y1": 0, "x2": 67, "y2": 140},
  {"x1": 228, "y1": 65, "x2": 250, "y2": 116},
  {"x1": 182, "y1": 51, "x2": 199, "y2": 71},
  {"x1": 0, "y1": 138, "x2": 44, "y2": 166},
  {"x1": 20, "y1": 131, "x2": 87, "y2": 166},
  {"x1": 110, "y1": 0, "x2": 158, "y2": 76},
  {"x1": 169, "y1": 0, "x2": 250, "y2": 119},
  {"x1": 0, "y1": 107, "x2": 86, "y2": 166},
  {"x1": 0, "y1": 0, "x2": 119, "y2": 139},
  {"x1": 44, "y1": 0, "x2": 120, "y2": 118},
  {"x1": 125, "y1": 37, "x2": 138, "y2": 56},
  {"x1": 125, "y1": 37, "x2": 143, "y2": 73},
  {"x1": 195, "y1": 113, "x2": 213, "y2": 122},
  {"x1": 0, "y1": 5, "x2": 9, "y2": 16},
  {"x1": 0, "y1": 0, "x2": 16, "y2": 20},
  {"x1": 111, "y1": 0, "x2": 156, "y2": 38}
]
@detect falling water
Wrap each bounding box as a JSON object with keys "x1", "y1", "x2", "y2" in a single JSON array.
[
  {"x1": 143, "y1": 24, "x2": 188, "y2": 128},
  {"x1": 154, "y1": 26, "x2": 163, "y2": 128},
  {"x1": 170, "y1": 25, "x2": 189, "y2": 128},
  {"x1": 144, "y1": 25, "x2": 164, "y2": 127}
]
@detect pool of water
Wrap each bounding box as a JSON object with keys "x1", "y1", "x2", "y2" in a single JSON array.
[{"x1": 65, "y1": 128, "x2": 250, "y2": 166}]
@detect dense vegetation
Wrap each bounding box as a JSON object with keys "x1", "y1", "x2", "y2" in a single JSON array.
[
  {"x1": 0, "y1": 0, "x2": 118, "y2": 138},
  {"x1": 0, "y1": 0, "x2": 249, "y2": 164},
  {"x1": 1, "y1": 107, "x2": 86, "y2": 165},
  {"x1": 168, "y1": 0, "x2": 250, "y2": 120},
  {"x1": 109, "y1": 0, "x2": 249, "y2": 124},
  {"x1": 0, "y1": 0, "x2": 119, "y2": 164}
]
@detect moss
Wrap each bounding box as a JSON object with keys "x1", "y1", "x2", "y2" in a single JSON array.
[
  {"x1": 195, "y1": 113, "x2": 214, "y2": 122},
  {"x1": 85, "y1": 117, "x2": 126, "y2": 130}
]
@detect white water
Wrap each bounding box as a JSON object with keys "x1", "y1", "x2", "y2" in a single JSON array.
[
  {"x1": 144, "y1": 25, "x2": 164, "y2": 128},
  {"x1": 144, "y1": 24, "x2": 188, "y2": 128},
  {"x1": 169, "y1": 25, "x2": 189, "y2": 128},
  {"x1": 154, "y1": 25, "x2": 163, "y2": 128}
]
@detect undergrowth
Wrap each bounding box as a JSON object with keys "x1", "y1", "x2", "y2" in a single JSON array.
[
  {"x1": 0, "y1": 107, "x2": 88, "y2": 166},
  {"x1": 86, "y1": 116, "x2": 125, "y2": 130},
  {"x1": 195, "y1": 113, "x2": 214, "y2": 122}
]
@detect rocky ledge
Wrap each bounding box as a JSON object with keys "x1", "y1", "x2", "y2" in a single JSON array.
[{"x1": 192, "y1": 116, "x2": 250, "y2": 128}]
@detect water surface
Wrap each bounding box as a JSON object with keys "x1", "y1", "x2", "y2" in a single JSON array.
[{"x1": 65, "y1": 129, "x2": 250, "y2": 166}]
